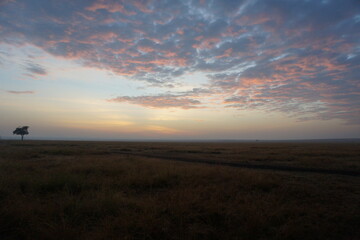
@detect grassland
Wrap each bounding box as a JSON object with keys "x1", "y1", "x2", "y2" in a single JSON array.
[{"x1": 0, "y1": 140, "x2": 359, "y2": 239}]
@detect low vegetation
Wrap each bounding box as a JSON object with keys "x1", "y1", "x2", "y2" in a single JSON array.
[{"x1": 0, "y1": 141, "x2": 359, "y2": 239}]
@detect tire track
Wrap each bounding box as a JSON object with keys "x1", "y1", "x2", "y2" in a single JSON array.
[{"x1": 116, "y1": 152, "x2": 360, "y2": 177}]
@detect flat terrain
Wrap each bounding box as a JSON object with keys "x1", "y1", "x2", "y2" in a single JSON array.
[{"x1": 0, "y1": 141, "x2": 359, "y2": 239}]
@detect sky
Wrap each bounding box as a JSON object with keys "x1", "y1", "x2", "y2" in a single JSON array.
[{"x1": 0, "y1": 0, "x2": 360, "y2": 140}]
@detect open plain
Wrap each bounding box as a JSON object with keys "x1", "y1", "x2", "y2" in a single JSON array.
[{"x1": 0, "y1": 140, "x2": 359, "y2": 240}]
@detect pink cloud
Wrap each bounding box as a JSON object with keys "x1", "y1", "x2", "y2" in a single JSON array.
[
  {"x1": 193, "y1": 37, "x2": 222, "y2": 49},
  {"x1": 216, "y1": 48, "x2": 233, "y2": 58},
  {"x1": 133, "y1": 1, "x2": 153, "y2": 13},
  {"x1": 86, "y1": 1, "x2": 135, "y2": 15},
  {"x1": 7, "y1": 90, "x2": 35, "y2": 94}
]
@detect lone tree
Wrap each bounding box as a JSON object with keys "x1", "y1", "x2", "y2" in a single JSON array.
[{"x1": 13, "y1": 126, "x2": 29, "y2": 141}]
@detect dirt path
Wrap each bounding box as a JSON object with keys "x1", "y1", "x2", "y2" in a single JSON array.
[{"x1": 119, "y1": 152, "x2": 360, "y2": 177}]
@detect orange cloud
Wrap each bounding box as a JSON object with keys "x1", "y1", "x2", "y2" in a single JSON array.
[
  {"x1": 108, "y1": 95, "x2": 203, "y2": 109},
  {"x1": 138, "y1": 46, "x2": 155, "y2": 53}
]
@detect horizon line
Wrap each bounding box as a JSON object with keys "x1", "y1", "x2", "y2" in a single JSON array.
[{"x1": 1, "y1": 137, "x2": 360, "y2": 143}]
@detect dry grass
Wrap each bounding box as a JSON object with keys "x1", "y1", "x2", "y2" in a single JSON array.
[{"x1": 0, "y1": 140, "x2": 359, "y2": 239}]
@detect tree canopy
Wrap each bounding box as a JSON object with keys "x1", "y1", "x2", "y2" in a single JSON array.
[{"x1": 13, "y1": 126, "x2": 29, "y2": 140}]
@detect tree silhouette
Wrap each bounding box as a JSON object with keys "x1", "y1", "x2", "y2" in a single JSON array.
[{"x1": 13, "y1": 126, "x2": 29, "y2": 141}]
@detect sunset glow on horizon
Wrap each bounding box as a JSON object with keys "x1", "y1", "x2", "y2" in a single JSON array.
[{"x1": 1, "y1": 0, "x2": 359, "y2": 140}]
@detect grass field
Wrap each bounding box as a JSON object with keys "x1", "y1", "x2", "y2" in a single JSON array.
[{"x1": 0, "y1": 140, "x2": 359, "y2": 239}]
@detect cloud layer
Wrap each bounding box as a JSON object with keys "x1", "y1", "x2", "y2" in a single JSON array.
[{"x1": 1, "y1": 0, "x2": 359, "y2": 123}]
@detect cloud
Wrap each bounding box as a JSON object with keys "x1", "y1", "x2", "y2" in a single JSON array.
[
  {"x1": 86, "y1": 1, "x2": 136, "y2": 15},
  {"x1": 0, "y1": 0, "x2": 359, "y2": 123},
  {"x1": 108, "y1": 87, "x2": 212, "y2": 109},
  {"x1": 7, "y1": 90, "x2": 34, "y2": 94},
  {"x1": 108, "y1": 94, "x2": 202, "y2": 109},
  {"x1": 23, "y1": 60, "x2": 47, "y2": 77},
  {"x1": 215, "y1": 52, "x2": 360, "y2": 124}
]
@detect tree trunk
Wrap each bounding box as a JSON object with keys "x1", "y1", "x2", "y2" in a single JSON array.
[{"x1": 21, "y1": 135, "x2": 24, "y2": 141}]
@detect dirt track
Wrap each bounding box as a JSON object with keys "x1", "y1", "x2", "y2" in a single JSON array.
[{"x1": 119, "y1": 152, "x2": 360, "y2": 177}]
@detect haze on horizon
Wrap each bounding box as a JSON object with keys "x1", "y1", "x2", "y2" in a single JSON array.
[{"x1": 0, "y1": 0, "x2": 359, "y2": 140}]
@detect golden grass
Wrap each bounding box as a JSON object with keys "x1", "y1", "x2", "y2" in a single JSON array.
[{"x1": 0, "y1": 141, "x2": 359, "y2": 239}]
